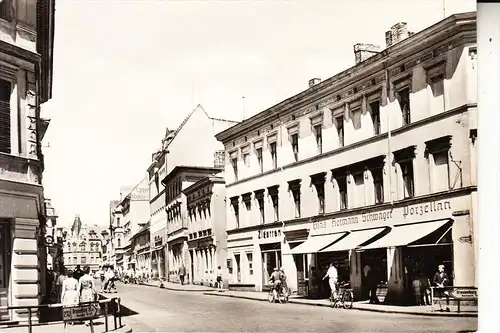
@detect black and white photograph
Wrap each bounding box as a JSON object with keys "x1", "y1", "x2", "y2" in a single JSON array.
[{"x1": 0, "y1": 0, "x2": 498, "y2": 332}]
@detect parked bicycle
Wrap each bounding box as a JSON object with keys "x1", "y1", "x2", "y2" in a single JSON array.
[
  {"x1": 330, "y1": 281, "x2": 354, "y2": 309},
  {"x1": 268, "y1": 285, "x2": 290, "y2": 304}
]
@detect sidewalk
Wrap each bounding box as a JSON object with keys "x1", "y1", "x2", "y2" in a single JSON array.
[
  {"x1": 141, "y1": 279, "x2": 216, "y2": 292},
  {"x1": 203, "y1": 290, "x2": 478, "y2": 318},
  {"x1": 0, "y1": 315, "x2": 132, "y2": 333}
]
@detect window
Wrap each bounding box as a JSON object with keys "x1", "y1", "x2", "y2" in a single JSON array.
[
  {"x1": 335, "y1": 115, "x2": 344, "y2": 147},
  {"x1": 336, "y1": 175, "x2": 348, "y2": 210},
  {"x1": 231, "y1": 157, "x2": 238, "y2": 181},
  {"x1": 256, "y1": 148, "x2": 263, "y2": 173},
  {"x1": 0, "y1": 0, "x2": 12, "y2": 21},
  {"x1": 73, "y1": 257, "x2": 77, "y2": 264},
  {"x1": 243, "y1": 153, "x2": 250, "y2": 168},
  {"x1": 400, "y1": 160, "x2": 414, "y2": 198},
  {"x1": 291, "y1": 134, "x2": 299, "y2": 162},
  {"x1": 268, "y1": 185, "x2": 279, "y2": 222},
  {"x1": 370, "y1": 101, "x2": 381, "y2": 135},
  {"x1": 255, "y1": 190, "x2": 265, "y2": 224},
  {"x1": 397, "y1": 87, "x2": 411, "y2": 126},
  {"x1": 311, "y1": 173, "x2": 326, "y2": 214},
  {"x1": 430, "y1": 77, "x2": 445, "y2": 114},
  {"x1": 81, "y1": 257, "x2": 87, "y2": 264},
  {"x1": 372, "y1": 167, "x2": 384, "y2": 204},
  {"x1": 116, "y1": 217, "x2": 120, "y2": 227},
  {"x1": 353, "y1": 172, "x2": 365, "y2": 207},
  {"x1": 425, "y1": 136, "x2": 452, "y2": 192},
  {"x1": 230, "y1": 197, "x2": 240, "y2": 228},
  {"x1": 0, "y1": 79, "x2": 11, "y2": 154},
  {"x1": 247, "y1": 253, "x2": 253, "y2": 275},
  {"x1": 314, "y1": 125, "x2": 323, "y2": 154},
  {"x1": 269, "y1": 142, "x2": 277, "y2": 169},
  {"x1": 351, "y1": 108, "x2": 362, "y2": 130},
  {"x1": 288, "y1": 180, "x2": 301, "y2": 218},
  {"x1": 117, "y1": 239, "x2": 121, "y2": 247}
]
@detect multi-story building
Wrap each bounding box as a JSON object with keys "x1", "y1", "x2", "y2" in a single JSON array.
[
  {"x1": 130, "y1": 221, "x2": 151, "y2": 273},
  {"x1": 61, "y1": 215, "x2": 105, "y2": 274},
  {"x1": 147, "y1": 105, "x2": 237, "y2": 281},
  {"x1": 112, "y1": 177, "x2": 150, "y2": 270},
  {"x1": 215, "y1": 13, "x2": 477, "y2": 304},
  {"x1": 0, "y1": 0, "x2": 55, "y2": 323},
  {"x1": 162, "y1": 166, "x2": 223, "y2": 283},
  {"x1": 107, "y1": 200, "x2": 120, "y2": 267}
]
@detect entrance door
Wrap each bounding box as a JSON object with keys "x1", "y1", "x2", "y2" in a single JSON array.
[
  {"x1": 234, "y1": 254, "x2": 241, "y2": 282},
  {"x1": 189, "y1": 250, "x2": 194, "y2": 284},
  {"x1": 294, "y1": 254, "x2": 307, "y2": 296},
  {"x1": 0, "y1": 222, "x2": 11, "y2": 321}
]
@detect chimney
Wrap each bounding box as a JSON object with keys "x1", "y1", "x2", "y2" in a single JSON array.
[
  {"x1": 353, "y1": 43, "x2": 381, "y2": 65},
  {"x1": 308, "y1": 78, "x2": 321, "y2": 88},
  {"x1": 385, "y1": 22, "x2": 411, "y2": 47}
]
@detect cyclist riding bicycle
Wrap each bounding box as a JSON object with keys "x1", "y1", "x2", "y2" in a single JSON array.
[{"x1": 269, "y1": 268, "x2": 282, "y2": 298}]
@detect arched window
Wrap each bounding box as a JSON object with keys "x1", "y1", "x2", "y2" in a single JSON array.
[
  {"x1": 117, "y1": 239, "x2": 121, "y2": 247},
  {"x1": 79, "y1": 242, "x2": 86, "y2": 252},
  {"x1": 72, "y1": 242, "x2": 77, "y2": 252},
  {"x1": 67, "y1": 243, "x2": 71, "y2": 251}
]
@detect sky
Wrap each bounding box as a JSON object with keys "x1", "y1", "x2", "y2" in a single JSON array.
[{"x1": 41, "y1": 0, "x2": 475, "y2": 227}]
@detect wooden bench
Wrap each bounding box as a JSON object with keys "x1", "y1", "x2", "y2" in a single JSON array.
[{"x1": 430, "y1": 286, "x2": 478, "y2": 313}]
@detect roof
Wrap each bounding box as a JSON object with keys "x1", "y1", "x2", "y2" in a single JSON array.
[
  {"x1": 183, "y1": 175, "x2": 225, "y2": 195},
  {"x1": 161, "y1": 165, "x2": 223, "y2": 186},
  {"x1": 215, "y1": 12, "x2": 476, "y2": 143}
]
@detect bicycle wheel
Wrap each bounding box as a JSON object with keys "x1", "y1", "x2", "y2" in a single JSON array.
[
  {"x1": 343, "y1": 290, "x2": 354, "y2": 309},
  {"x1": 268, "y1": 290, "x2": 275, "y2": 303}
]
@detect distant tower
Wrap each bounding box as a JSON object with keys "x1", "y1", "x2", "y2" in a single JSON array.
[{"x1": 71, "y1": 214, "x2": 82, "y2": 237}]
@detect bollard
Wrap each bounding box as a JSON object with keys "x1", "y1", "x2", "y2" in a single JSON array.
[
  {"x1": 27, "y1": 308, "x2": 32, "y2": 333},
  {"x1": 113, "y1": 299, "x2": 117, "y2": 330},
  {"x1": 104, "y1": 302, "x2": 109, "y2": 332},
  {"x1": 117, "y1": 298, "x2": 122, "y2": 328}
]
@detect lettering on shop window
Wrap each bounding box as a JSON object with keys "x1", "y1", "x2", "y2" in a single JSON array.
[
  {"x1": 312, "y1": 199, "x2": 452, "y2": 231},
  {"x1": 258, "y1": 229, "x2": 282, "y2": 239}
]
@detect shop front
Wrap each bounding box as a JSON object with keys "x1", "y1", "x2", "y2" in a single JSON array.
[
  {"x1": 167, "y1": 236, "x2": 189, "y2": 283},
  {"x1": 226, "y1": 229, "x2": 256, "y2": 291},
  {"x1": 151, "y1": 233, "x2": 165, "y2": 279},
  {"x1": 258, "y1": 227, "x2": 283, "y2": 292},
  {"x1": 284, "y1": 192, "x2": 475, "y2": 304}
]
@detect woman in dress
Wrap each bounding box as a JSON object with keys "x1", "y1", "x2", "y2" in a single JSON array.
[
  {"x1": 78, "y1": 266, "x2": 96, "y2": 303},
  {"x1": 61, "y1": 269, "x2": 79, "y2": 330}
]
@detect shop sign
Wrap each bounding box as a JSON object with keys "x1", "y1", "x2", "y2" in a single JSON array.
[
  {"x1": 312, "y1": 199, "x2": 453, "y2": 234},
  {"x1": 154, "y1": 236, "x2": 163, "y2": 247},
  {"x1": 258, "y1": 228, "x2": 282, "y2": 240},
  {"x1": 63, "y1": 303, "x2": 100, "y2": 321}
]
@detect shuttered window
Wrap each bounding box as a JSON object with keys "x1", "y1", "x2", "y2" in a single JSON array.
[{"x1": 0, "y1": 80, "x2": 11, "y2": 154}]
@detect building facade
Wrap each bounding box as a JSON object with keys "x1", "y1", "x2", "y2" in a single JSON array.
[
  {"x1": 61, "y1": 216, "x2": 105, "y2": 274},
  {"x1": 215, "y1": 13, "x2": 477, "y2": 304},
  {"x1": 162, "y1": 166, "x2": 223, "y2": 283},
  {"x1": 147, "y1": 105, "x2": 237, "y2": 281},
  {"x1": 112, "y1": 178, "x2": 150, "y2": 270},
  {"x1": 184, "y1": 175, "x2": 228, "y2": 287},
  {"x1": 0, "y1": 0, "x2": 55, "y2": 323},
  {"x1": 130, "y1": 222, "x2": 150, "y2": 274}
]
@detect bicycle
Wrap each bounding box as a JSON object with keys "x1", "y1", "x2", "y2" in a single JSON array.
[
  {"x1": 268, "y1": 284, "x2": 290, "y2": 304},
  {"x1": 330, "y1": 282, "x2": 354, "y2": 309}
]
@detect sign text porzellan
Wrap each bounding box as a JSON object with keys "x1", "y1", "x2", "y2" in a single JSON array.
[{"x1": 312, "y1": 199, "x2": 452, "y2": 232}]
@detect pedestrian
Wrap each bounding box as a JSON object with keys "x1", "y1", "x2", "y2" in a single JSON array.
[
  {"x1": 61, "y1": 269, "x2": 79, "y2": 331},
  {"x1": 322, "y1": 263, "x2": 338, "y2": 301},
  {"x1": 279, "y1": 267, "x2": 288, "y2": 296},
  {"x1": 216, "y1": 266, "x2": 223, "y2": 292},
  {"x1": 78, "y1": 266, "x2": 97, "y2": 327},
  {"x1": 433, "y1": 264, "x2": 450, "y2": 312},
  {"x1": 104, "y1": 267, "x2": 116, "y2": 292},
  {"x1": 420, "y1": 274, "x2": 431, "y2": 306},
  {"x1": 56, "y1": 268, "x2": 67, "y2": 303},
  {"x1": 364, "y1": 264, "x2": 379, "y2": 304},
  {"x1": 179, "y1": 264, "x2": 186, "y2": 285},
  {"x1": 73, "y1": 265, "x2": 83, "y2": 281}
]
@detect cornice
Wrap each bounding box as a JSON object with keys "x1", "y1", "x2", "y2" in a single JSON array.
[{"x1": 215, "y1": 12, "x2": 476, "y2": 144}]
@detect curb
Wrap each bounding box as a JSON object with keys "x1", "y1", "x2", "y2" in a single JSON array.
[
  {"x1": 110, "y1": 324, "x2": 132, "y2": 333},
  {"x1": 203, "y1": 292, "x2": 478, "y2": 318},
  {"x1": 141, "y1": 282, "x2": 215, "y2": 293}
]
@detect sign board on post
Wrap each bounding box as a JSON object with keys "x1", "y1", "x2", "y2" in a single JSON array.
[{"x1": 63, "y1": 303, "x2": 101, "y2": 322}]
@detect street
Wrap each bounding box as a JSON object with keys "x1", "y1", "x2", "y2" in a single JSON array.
[{"x1": 113, "y1": 282, "x2": 478, "y2": 332}]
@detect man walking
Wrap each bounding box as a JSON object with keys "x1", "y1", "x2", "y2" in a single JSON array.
[
  {"x1": 322, "y1": 263, "x2": 338, "y2": 300},
  {"x1": 179, "y1": 264, "x2": 186, "y2": 285}
]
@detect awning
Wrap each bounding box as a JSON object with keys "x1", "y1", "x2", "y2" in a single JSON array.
[
  {"x1": 320, "y1": 228, "x2": 386, "y2": 253},
  {"x1": 360, "y1": 219, "x2": 451, "y2": 250},
  {"x1": 289, "y1": 232, "x2": 347, "y2": 254}
]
